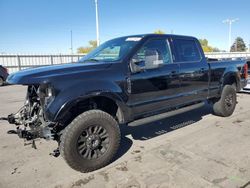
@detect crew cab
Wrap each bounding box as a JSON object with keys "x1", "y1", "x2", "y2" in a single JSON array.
[{"x1": 2, "y1": 34, "x2": 248, "y2": 172}]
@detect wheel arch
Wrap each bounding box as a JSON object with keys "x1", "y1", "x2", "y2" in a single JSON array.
[
  {"x1": 221, "y1": 71, "x2": 240, "y2": 91},
  {"x1": 54, "y1": 93, "x2": 128, "y2": 126}
]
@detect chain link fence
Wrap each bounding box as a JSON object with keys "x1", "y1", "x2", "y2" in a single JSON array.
[{"x1": 205, "y1": 52, "x2": 250, "y2": 59}]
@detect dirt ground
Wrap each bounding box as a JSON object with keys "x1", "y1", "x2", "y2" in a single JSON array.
[{"x1": 0, "y1": 85, "x2": 250, "y2": 188}]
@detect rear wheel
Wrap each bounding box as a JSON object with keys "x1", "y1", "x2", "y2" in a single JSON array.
[
  {"x1": 60, "y1": 110, "x2": 121, "y2": 172},
  {"x1": 213, "y1": 85, "x2": 237, "y2": 117}
]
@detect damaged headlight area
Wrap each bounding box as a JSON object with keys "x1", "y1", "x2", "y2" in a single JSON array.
[
  {"x1": 3, "y1": 84, "x2": 58, "y2": 152},
  {"x1": 38, "y1": 83, "x2": 55, "y2": 109}
]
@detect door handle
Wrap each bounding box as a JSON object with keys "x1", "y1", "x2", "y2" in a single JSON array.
[{"x1": 126, "y1": 77, "x2": 132, "y2": 94}]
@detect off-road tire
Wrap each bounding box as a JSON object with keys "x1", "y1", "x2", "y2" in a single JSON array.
[
  {"x1": 60, "y1": 110, "x2": 121, "y2": 173},
  {"x1": 213, "y1": 85, "x2": 237, "y2": 117}
]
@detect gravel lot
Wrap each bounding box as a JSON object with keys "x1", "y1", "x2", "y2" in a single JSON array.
[{"x1": 0, "y1": 85, "x2": 250, "y2": 188}]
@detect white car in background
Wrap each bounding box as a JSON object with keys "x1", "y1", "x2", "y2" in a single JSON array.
[{"x1": 242, "y1": 77, "x2": 250, "y2": 93}]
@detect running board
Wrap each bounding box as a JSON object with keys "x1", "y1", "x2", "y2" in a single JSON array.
[{"x1": 128, "y1": 102, "x2": 205, "y2": 127}]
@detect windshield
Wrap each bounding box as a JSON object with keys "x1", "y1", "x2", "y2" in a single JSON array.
[{"x1": 79, "y1": 37, "x2": 142, "y2": 63}]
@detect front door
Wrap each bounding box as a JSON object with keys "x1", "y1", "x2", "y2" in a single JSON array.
[{"x1": 127, "y1": 38, "x2": 180, "y2": 119}]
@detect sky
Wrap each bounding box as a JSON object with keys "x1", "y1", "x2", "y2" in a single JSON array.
[{"x1": 0, "y1": 0, "x2": 250, "y2": 54}]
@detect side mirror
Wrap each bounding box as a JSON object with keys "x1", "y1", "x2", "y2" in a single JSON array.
[{"x1": 131, "y1": 60, "x2": 145, "y2": 73}]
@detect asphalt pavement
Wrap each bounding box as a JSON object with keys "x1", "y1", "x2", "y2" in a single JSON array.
[{"x1": 0, "y1": 85, "x2": 250, "y2": 188}]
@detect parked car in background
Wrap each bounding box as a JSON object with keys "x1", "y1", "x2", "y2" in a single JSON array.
[{"x1": 0, "y1": 65, "x2": 9, "y2": 86}]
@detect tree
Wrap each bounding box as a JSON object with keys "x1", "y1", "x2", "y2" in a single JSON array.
[
  {"x1": 154, "y1": 30, "x2": 165, "y2": 34},
  {"x1": 88, "y1": 40, "x2": 97, "y2": 48},
  {"x1": 77, "y1": 40, "x2": 97, "y2": 54},
  {"x1": 199, "y1": 39, "x2": 220, "y2": 52},
  {"x1": 230, "y1": 37, "x2": 247, "y2": 52},
  {"x1": 212, "y1": 48, "x2": 220, "y2": 52},
  {"x1": 199, "y1": 39, "x2": 213, "y2": 52}
]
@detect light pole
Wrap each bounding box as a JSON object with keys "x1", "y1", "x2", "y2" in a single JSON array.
[
  {"x1": 70, "y1": 30, "x2": 73, "y2": 54},
  {"x1": 223, "y1": 18, "x2": 239, "y2": 52},
  {"x1": 70, "y1": 30, "x2": 74, "y2": 62},
  {"x1": 94, "y1": 0, "x2": 100, "y2": 46}
]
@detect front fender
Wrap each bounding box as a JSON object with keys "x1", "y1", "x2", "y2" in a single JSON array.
[{"x1": 45, "y1": 80, "x2": 128, "y2": 123}]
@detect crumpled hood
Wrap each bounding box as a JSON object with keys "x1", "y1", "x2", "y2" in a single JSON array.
[{"x1": 7, "y1": 62, "x2": 112, "y2": 85}]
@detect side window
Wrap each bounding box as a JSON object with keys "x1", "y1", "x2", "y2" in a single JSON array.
[
  {"x1": 173, "y1": 39, "x2": 201, "y2": 62},
  {"x1": 131, "y1": 39, "x2": 172, "y2": 72}
]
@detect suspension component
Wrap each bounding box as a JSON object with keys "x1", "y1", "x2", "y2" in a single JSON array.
[
  {"x1": 0, "y1": 117, "x2": 8, "y2": 121},
  {"x1": 0, "y1": 114, "x2": 21, "y2": 125}
]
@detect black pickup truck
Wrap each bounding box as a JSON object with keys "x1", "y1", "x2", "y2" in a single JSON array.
[{"x1": 2, "y1": 34, "x2": 248, "y2": 172}]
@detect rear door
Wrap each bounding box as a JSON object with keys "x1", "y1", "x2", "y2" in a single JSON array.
[
  {"x1": 171, "y1": 37, "x2": 209, "y2": 103},
  {"x1": 127, "y1": 37, "x2": 180, "y2": 118}
]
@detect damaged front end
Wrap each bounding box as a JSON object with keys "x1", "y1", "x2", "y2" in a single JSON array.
[{"x1": 1, "y1": 84, "x2": 60, "y2": 156}]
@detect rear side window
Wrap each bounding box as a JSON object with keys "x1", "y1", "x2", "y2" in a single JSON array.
[{"x1": 173, "y1": 39, "x2": 201, "y2": 62}]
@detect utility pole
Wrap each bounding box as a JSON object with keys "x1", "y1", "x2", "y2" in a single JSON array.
[
  {"x1": 70, "y1": 30, "x2": 74, "y2": 62},
  {"x1": 223, "y1": 18, "x2": 239, "y2": 52},
  {"x1": 94, "y1": 0, "x2": 100, "y2": 46},
  {"x1": 70, "y1": 30, "x2": 73, "y2": 54}
]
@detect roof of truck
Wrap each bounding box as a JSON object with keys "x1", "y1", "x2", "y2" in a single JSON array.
[{"x1": 121, "y1": 34, "x2": 197, "y2": 40}]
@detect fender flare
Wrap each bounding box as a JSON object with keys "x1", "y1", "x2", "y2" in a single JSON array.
[
  {"x1": 219, "y1": 64, "x2": 241, "y2": 93},
  {"x1": 53, "y1": 92, "x2": 129, "y2": 124}
]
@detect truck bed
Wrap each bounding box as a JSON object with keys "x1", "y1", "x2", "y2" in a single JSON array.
[{"x1": 208, "y1": 59, "x2": 248, "y2": 97}]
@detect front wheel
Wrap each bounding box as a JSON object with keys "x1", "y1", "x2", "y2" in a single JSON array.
[
  {"x1": 213, "y1": 85, "x2": 237, "y2": 117},
  {"x1": 60, "y1": 110, "x2": 121, "y2": 173}
]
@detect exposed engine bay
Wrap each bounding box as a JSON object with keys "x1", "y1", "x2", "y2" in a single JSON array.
[{"x1": 1, "y1": 85, "x2": 60, "y2": 156}]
